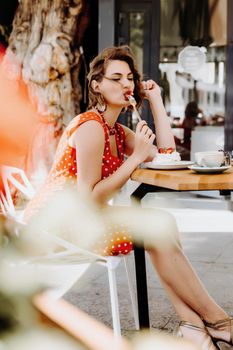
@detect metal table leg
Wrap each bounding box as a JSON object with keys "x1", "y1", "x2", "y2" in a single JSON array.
[{"x1": 131, "y1": 184, "x2": 150, "y2": 329}]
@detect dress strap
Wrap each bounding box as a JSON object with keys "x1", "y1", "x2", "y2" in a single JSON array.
[
  {"x1": 67, "y1": 111, "x2": 104, "y2": 138},
  {"x1": 115, "y1": 122, "x2": 125, "y2": 137}
]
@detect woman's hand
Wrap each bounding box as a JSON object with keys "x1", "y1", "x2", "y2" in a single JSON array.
[
  {"x1": 141, "y1": 80, "x2": 176, "y2": 151},
  {"x1": 141, "y1": 79, "x2": 161, "y2": 100},
  {"x1": 132, "y1": 120, "x2": 156, "y2": 163}
]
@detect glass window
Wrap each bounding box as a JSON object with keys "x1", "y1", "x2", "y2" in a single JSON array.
[{"x1": 129, "y1": 12, "x2": 144, "y2": 74}]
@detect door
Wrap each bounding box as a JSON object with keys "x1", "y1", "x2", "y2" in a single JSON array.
[{"x1": 115, "y1": 0, "x2": 160, "y2": 128}]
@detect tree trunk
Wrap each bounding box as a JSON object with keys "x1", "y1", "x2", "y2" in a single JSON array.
[{"x1": 4, "y1": 0, "x2": 85, "y2": 186}]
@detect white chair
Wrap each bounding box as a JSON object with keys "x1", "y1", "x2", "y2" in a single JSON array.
[
  {"x1": 0, "y1": 165, "x2": 139, "y2": 336},
  {"x1": 0, "y1": 165, "x2": 35, "y2": 217}
]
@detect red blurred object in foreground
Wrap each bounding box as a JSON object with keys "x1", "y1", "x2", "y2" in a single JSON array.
[
  {"x1": 0, "y1": 50, "x2": 38, "y2": 189},
  {"x1": 0, "y1": 44, "x2": 5, "y2": 59}
]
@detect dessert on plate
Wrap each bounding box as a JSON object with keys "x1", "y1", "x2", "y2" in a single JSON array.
[{"x1": 152, "y1": 150, "x2": 181, "y2": 164}]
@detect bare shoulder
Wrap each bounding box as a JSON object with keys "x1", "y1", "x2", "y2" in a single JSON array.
[
  {"x1": 73, "y1": 119, "x2": 105, "y2": 147},
  {"x1": 67, "y1": 109, "x2": 104, "y2": 148}
]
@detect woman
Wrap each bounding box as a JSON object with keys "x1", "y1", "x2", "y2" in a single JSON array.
[{"x1": 24, "y1": 46, "x2": 232, "y2": 349}]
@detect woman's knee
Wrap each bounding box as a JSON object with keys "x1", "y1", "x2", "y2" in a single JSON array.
[
  {"x1": 104, "y1": 206, "x2": 182, "y2": 250},
  {"x1": 146, "y1": 236, "x2": 181, "y2": 257},
  {"x1": 142, "y1": 208, "x2": 181, "y2": 249}
]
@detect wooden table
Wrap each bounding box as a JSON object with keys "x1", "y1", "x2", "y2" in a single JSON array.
[
  {"x1": 131, "y1": 166, "x2": 233, "y2": 329},
  {"x1": 132, "y1": 167, "x2": 233, "y2": 191}
]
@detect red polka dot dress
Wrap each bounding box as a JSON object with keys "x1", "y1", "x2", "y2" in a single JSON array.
[{"x1": 23, "y1": 111, "x2": 133, "y2": 256}]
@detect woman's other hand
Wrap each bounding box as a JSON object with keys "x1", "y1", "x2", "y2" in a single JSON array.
[
  {"x1": 141, "y1": 79, "x2": 176, "y2": 150},
  {"x1": 141, "y1": 79, "x2": 161, "y2": 100},
  {"x1": 132, "y1": 120, "x2": 156, "y2": 163}
]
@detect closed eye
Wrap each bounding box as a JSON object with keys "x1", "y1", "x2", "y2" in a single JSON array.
[{"x1": 104, "y1": 75, "x2": 134, "y2": 82}]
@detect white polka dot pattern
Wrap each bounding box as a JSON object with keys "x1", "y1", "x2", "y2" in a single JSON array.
[{"x1": 24, "y1": 111, "x2": 133, "y2": 256}]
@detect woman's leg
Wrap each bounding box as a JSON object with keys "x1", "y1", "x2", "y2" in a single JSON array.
[
  {"x1": 105, "y1": 206, "x2": 228, "y2": 324},
  {"x1": 147, "y1": 237, "x2": 228, "y2": 323},
  {"x1": 104, "y1": 205, "x2": 231, "y2": 346},
  {"x1": 109, "y1": 207, "x2": 227, "y2": 322},
  {"x1": 154, "y1": 274, "x2": 205, "y2": 326},
  {"x1": 151, "y1": 277, "x2": 218, "y2": 349},
  {"x1": 143, "y1": 209, "x2": 231, "y2": 348}
]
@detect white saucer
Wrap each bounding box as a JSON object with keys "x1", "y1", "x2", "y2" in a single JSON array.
[
  {"x1": 188, "y1": 165, "x2": 231, "y2": 174},
  {"x1": 144, "y1": 161, "x2": 194, "y2": 170}
]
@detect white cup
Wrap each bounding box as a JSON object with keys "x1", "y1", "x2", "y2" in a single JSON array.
[{"x1": 195, "y1": 151, "x2": 224, "y2": 167}]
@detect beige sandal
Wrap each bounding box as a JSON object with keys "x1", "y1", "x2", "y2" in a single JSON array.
[{"x1": 175, "y1": 321, "x2": 220, "y2": 350}]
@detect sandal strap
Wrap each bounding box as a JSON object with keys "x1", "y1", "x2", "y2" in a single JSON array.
[
  {"x1": 204, "y1": 318, "x2": 233, "y2": 342},
  {"x1": 177, "y1": 321, "x2": 219, "y2": 350},
  {"x1": 204, "y1": 318, "x2": 232, "y2": 328},
  {"x1": 179, "y1": 321, "x2": 207, "y2": 334}
]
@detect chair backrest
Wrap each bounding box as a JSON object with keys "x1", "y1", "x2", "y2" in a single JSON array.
[
  {"x1": 0, "y1": 165, "x2": 35, "y2": 218},
  {"x1": 0, "y1": 195, "x2": 7, "y2": 215}
]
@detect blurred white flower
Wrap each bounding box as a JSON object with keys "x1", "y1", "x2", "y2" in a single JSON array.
[
  {"x1": 24, "y1": 189, "x2": 105, "y2": 255},
  {"x1": 132, "y1": 331, "x2": 200, "y2": 350},
  {"x1": 3, "y1": 328, "x2": 85, "y2": 350}
]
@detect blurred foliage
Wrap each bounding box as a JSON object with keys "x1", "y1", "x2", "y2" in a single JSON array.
[
  {"x1": 0, "y1": 217, "x2": 19, "y2": 335},
  {"x1": 0, "y1": 216, "x2": 85, "y2": 349},
  {"x1": 0, "y1": 217, "x2": 10, "y2": 247},
  {"x1": 0, "y1": 292, "x2": 18, "y2": 335}
]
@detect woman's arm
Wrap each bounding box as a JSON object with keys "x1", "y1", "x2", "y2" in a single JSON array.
[
  {"x1": 121, "y1": 80, "x2": 175, "y2": 162},
  {"x1": 74, "y1": 120, "x2": 155, "y2": 204},
  {"x1": 143, "y1": 80, "x2": 175, "y2": 149}
]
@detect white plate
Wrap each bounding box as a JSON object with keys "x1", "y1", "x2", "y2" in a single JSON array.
[
  {"x1": 188, "y1": 165, "x2": 231, "y2": 174},
  {"x1": 144, "y1": 161, "x2": 194, "y2": 170}
]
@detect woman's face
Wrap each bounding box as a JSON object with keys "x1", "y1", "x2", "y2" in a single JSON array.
[{"x1": 96, "y1": 59, "x2": 135, "y2": 108}]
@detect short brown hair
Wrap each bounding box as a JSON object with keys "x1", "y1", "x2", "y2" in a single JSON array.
[{"x1": 87, "y1": 45, "x2": 145, "y2": 109}]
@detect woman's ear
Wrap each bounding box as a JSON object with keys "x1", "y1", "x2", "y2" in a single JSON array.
[{"x1": 91, "y1": 80, "x2": 100, "y2": 92}]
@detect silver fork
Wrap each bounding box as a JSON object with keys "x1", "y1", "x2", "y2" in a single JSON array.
[{"x1": 127, "y1": 95, "x2": 142, "y2": 122}]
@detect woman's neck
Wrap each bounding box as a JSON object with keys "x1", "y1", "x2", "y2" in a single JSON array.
[{"x1": 102, "y1": 105, "x2": 122, "y2": 127}]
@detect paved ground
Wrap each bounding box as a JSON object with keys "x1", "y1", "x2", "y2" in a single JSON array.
[{"x1": 65, "y1": 230, "x2": 233, "y2": 338}]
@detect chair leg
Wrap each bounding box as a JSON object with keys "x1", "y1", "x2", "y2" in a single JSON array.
[
  {"x1": 107, "y1": 264, "x2": 121, "y2": 337},
  {"x1": 124, "y1": 255, "x2": 139, "y2": 330}
]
